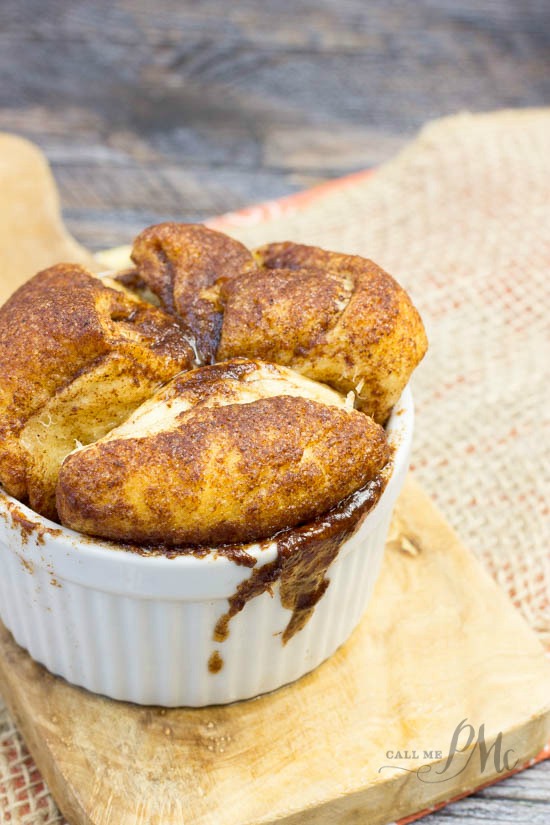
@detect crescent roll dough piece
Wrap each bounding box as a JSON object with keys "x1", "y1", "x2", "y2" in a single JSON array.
[
  {"x1": 56, "y1": 359, "x2": 390, "y2": 546},
  {"x1": 218, "y1": 242, "x2": 428, "y2": 423},
  {"x1": 0, "y1": 264, "x2": 194, "y2": 519},
  {"x1": 131, "y1": 222, "x2": 256, "y2": 363}
]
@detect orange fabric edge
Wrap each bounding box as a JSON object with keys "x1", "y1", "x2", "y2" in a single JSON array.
[{"x1": 205, "y1": 168, "x2": 375, "y2": 232}]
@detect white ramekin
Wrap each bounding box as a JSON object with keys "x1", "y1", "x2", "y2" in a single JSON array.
[{"x1": 0, "y1": 387, "x2": 413, "y2": 707}]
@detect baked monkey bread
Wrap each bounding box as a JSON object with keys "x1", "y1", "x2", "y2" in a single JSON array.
[{"x1": 0, "y1": 222, "x2": 426, "y2": 544}]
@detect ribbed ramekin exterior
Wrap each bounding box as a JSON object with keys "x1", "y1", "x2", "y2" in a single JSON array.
[
  {"x1": 0, "y1": 507, "x2": 394, "y2": 706},
  {"x1": 0, "y1": 390, "x2": 412, "y2": 706}
]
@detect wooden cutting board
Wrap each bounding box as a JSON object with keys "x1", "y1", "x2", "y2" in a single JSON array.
[
  {"x1": 0, "y1": 132, "x2": 95, "y2": 302},
  {"x1": 0, "y1": 478, "x2": 549, "y2": 825},
  {"x1": 0, "y1": 134, "x2": 548, "y2": 824}
]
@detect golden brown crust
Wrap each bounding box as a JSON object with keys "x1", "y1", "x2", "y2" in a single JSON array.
[
  {"x1": 131, "y1": 222, "x2": 256, "y2": 363},
  {"x1": 56, "y1": 359, "x2": 390, "y2": 546},
  {"x1": 127, "y1": 228, "x2": 427, "y2": 422},
  {"x1": 218, "y1": 266, "x2": 351, "y2": 364},
  {"x1": 0, "y1": 264, "x2": 194, "y2": 518},
  {"x1": 218, "y1": 241, "x2": 428, "y2": 422},
  {"x1": 2, "y1": 224, "x2": 427, "y2": 548}
]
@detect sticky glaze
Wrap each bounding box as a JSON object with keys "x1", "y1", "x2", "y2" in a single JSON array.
[{"x1": 214, "y1": 468, "x2": 390, "y2": 646}]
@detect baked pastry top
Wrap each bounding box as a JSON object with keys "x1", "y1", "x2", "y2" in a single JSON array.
[
  {"x1": 0, "y1": 264, "x2": 194, "y2": 519},
  {"x1": 127, "y1": 224, "x2": 427, "y2": 424},
  {"x1": 57, "y1": 359, "x2": 389, "y2": 545},
  {"x1": 230, "y1": 242, "x2": 428, "y2": 424},
  {"x1": 0, "y1": 222, "x2": 427, "y2": 546}
]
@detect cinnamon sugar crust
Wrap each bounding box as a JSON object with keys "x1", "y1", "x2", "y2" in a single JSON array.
[
  {"x1": 57, "y1": 359, "x2": 389, "y2": 545},
  {"x1": 0, "y1": 264, "x2": 194, "y2": 518},
  {"x1": 220, "y1": 241, "x2": 428, "y2": 423}
]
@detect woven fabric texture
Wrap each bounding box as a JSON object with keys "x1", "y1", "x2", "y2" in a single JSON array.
[{"x1": 1, "y1": 109, "x2": 549, "y2": 823}]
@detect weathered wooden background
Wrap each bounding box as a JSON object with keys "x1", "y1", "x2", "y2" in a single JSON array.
[
  {"x1": 1, "y1": 0, "x2": 549, "y2": 251},
  {"x1": 0, "y1": 1, "x2": 549, "y2": 822}
]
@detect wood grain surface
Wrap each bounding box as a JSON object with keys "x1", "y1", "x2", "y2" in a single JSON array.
[
  {"x1": 0, "y1": 478, "x2": 549, "y2": 825},
  {"x1": 1, "y1": 1, "x2": 549, "y2": 250},
  {"x1": 0, "y1": 3, "x2": 549, "y2": 822}
]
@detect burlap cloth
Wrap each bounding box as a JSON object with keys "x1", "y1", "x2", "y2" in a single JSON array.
[{"x1": 1, "y1": 109, "x2": 549, "y2": 823}]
